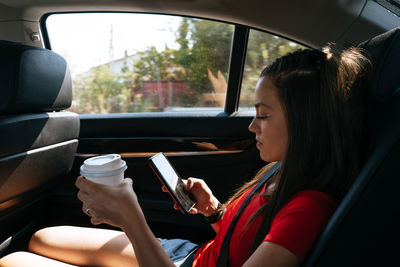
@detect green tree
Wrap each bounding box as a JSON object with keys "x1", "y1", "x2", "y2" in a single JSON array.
[
  {"x1": 240, "y1": 30, "x2": 305, "y2": 107},
  {"x1": 71, "y1": 65, "x2": 133, "y2": 113},
  {"x1": 177, "y1": 19, "x2": 233, "y2": 94},
  {"x1": 132, "y1": 46, "x2": 186, "y2": 86},
  {"x1": 174, "y1": 18, "x2": 191, "y2": 68}
]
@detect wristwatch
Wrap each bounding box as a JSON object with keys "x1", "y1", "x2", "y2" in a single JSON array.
[{"x1": 204, "y1": 202, "x2": 225, "y2": 224}]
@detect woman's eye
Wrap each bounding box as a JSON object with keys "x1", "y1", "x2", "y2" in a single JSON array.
[{"x1": 256, "y1": 114, "x2": 270, "y2": 120}]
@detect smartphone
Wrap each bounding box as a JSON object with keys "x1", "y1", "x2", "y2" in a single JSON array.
[{"x1": 148, "y1": 152, "x2": 195, "y2": 214}]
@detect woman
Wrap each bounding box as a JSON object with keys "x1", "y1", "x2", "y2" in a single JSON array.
[{"x1": 0, "y1": 46, "x2": 371, "y2": 267}]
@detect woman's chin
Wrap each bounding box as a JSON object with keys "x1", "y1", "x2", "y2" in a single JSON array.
[
  {"x1": 259, "y1": 152, "x2": 270, "y2": 162},
  {"x1": 260, "y1": 152, "x2": 282, "y2": 163}
]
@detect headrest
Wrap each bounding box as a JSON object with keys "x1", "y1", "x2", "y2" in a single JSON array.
[
  {"x1": 0, "y1": 40, "x2": 72, "y2": 114},
  {"x1": 358, "y1": 27, "x2": 400, "y2": 101}
]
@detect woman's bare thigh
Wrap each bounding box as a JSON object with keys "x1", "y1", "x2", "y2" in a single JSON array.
[
  {"x1": 29, "y1": 226, "x2": 138, "y2": 267},
  {"x1": 0, "y1": 251, "x2": 78, "y2": 267}
]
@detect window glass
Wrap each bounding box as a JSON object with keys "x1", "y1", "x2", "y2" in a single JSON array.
[
  {"x1": 46, "y1": 13, "x2": 234, "y2": 114},
  {"x1": 239, "y1": 29, "x2": 306, "y2": 111}
]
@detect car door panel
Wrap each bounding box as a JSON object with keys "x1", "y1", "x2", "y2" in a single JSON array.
[{"x1": 46, "y1": 114, "x2": 263, "y2": 243}]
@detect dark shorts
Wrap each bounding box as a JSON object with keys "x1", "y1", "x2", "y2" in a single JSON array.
[{"x1": 158, "y1": 238, "x2": 199, "y2": 266}]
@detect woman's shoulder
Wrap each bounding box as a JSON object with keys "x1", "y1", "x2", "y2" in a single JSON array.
[
  {"x1": 280, "y1": 190, "x2": 338, "y2": 217},
  {"x1": 265, "y1": 190, "x2": 338, "y2": 261},
  {"x1": 292, "y1": 189, "x2": 336, "y2": 202},
  {"x1": 293, "y1": 190, "x2": 336, "y2": 203}
]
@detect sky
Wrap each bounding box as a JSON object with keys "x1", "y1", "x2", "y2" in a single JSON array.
[{"x1": 46, "y1": 13, "x2": 181, "y2": 76}]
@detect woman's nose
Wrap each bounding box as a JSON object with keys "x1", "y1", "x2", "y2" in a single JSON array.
[{"x1": 248, "y1": 117, "x2": 258, "y2": 133}]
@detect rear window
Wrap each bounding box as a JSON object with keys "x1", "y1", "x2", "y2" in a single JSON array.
[
  {"x1": 46, "y1": 13, "x2": 234, "y2": 114},
  {"x1": 239, "y1": 29, "x2": 306, "y2": 111}
]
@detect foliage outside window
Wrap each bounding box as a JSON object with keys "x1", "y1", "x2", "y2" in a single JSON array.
[
  {"x1": 239, "y1": 30, "x2": 306, "y2": 109},
  {"x1": 46, "y1": 14, "x2": 233, "y2": 114}
]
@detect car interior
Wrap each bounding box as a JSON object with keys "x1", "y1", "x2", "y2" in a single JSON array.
[{"x1": 0, "y1": 0, "x2": 399, "y2": 266}]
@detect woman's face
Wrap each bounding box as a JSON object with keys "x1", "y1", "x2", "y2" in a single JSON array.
[{"x1": 248, "y1": 77, "x2": 288, "y2": 162}]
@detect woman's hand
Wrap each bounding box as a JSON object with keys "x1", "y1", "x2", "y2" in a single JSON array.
[
  {"x1": 75, "y1": 176, "x2": 141, "y2": 228},
  {"x1": 77, "y1": 177, "x2": 177, "y2": 267},
  {"x1": 163, "y1": 177, "x2": 220, "y2": 217}
]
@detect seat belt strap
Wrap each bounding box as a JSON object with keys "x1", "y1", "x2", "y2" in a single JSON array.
[{"x1": 216, "y1": 162, "x2": 281, "y2": 267}]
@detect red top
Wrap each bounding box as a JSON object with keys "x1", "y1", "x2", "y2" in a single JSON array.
[{"x1": 192, "y1": 185, "x2": 337, "y2": 267}]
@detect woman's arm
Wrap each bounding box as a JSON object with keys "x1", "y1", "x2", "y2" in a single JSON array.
[
  {"x1": 180, "y1": 177, "x2": 224, "y2": 232},
  {"x1": 75, "y1": 177, "x2": 175, "y2": 267},
  {"x1": 243, "y1": 241, "x2": 300, "y2": 267},
  {"x1": 119, "y1": 200, "x2": 176, "y2": 267},
  {"x1": 162, "y1": 177, "x2": 223, "y2": 232}
]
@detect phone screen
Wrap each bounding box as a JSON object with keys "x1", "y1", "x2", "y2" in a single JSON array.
[{"x1": 149, "y1": 153, "x2": 195, "y2": 213}]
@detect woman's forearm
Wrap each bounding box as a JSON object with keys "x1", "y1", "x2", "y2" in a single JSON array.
[{"x1": 120, "y1": 203, "x2": 175, "y2": 267}]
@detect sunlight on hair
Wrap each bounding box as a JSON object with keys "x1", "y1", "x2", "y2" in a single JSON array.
[{"x1": 322, "y1": 46, "x2": 333, "y2": 60}]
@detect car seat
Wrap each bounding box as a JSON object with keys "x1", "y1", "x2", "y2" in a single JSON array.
[
  {"x1": 303, "y1": 27, "x2": 400, "y2": 266},
  {"x1": 0, "y1": 41, "x2": 79, "y2": 256}
]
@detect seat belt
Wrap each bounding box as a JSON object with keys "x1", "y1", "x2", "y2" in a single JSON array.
[{"x1": 216, "y1": 162, "x2": 281, "y2": 267}]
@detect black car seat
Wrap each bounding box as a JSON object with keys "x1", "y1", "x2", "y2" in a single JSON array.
[
  {"x1": 303, "y1": 27, "x2": 400, "y2": 266},
  {"x1": 0, "y1": 41, "x2": 79, "y2": 255}
]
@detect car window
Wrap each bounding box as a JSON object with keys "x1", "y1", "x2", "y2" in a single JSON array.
[
  {"x1": 45, "y1": 13, "x2": 234, "y2": 114},
  {"x1": 239, "y1": 29, "x2": 306, "y2": 111}
]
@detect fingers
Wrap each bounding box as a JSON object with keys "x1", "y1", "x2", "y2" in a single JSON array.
[
  {"x1": 75, "y1": 176, "x2": 85, "y2": 189},
  {"x1": 88, "y1": 209, "x2": 105, "y2": 225},
  {"x1": 123, "y1": 178, "x2": 133, "y2": 186},
  {"x1": 91, "y1": 216, "x2": 103, "y2": 225},
  {"x1": 76, "y1": 176, "x2": 98, "y2": 217},
  {"x1": 186, "y1": 178, "x2": 193, "y2": 191},
  {"x1": 75, "y1": 176, "x2": 97, "y2": 194},
  {"x1": 189, "y1": 207, "x2": 198, "y2": 214},
  {"x1": 186, "y1": 177, "x2": 203, "y2": 192},
  {"x1": 77, "y1": 190, "x2": 90, "y2": 203},
  {"x1": 82, "y1": 204, "x2": 104, "y2": 225},
  {"x1": 82, "y1": 205, "x2": 90, "y2": 216},
  {"x1": 76, "y1": 176, "x2": 110, "y2": 203},
  {"x1": 76, "y1": 176, "x2": 135, "y2": 228},
  {"x1": 186, "y1": 177, "x2": 206, "y2": 187},
  {"x1": 161, "y1": 178, "x2": 200, "y2": 213},
  {"x1": 82, "y1": 204, "x2": 94, "y2": 218}
]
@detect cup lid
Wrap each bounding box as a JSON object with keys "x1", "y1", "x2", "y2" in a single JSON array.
[{"x1": 80, "y1": 154, "x2": 127, "y2": 178}]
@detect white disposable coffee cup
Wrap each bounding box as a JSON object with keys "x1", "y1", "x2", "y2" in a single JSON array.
[{"x1": 80, "y1": 154, "x2": 127, "y2": 186}]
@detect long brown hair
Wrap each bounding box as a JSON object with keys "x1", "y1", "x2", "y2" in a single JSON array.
[{"x1": 227, "y1": 45, "x2": 371, "y2": 254}]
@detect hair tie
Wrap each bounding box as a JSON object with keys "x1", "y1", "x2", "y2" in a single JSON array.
[{"x1": 322, "y1": 46, "x2": 333, "y2": 60}]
